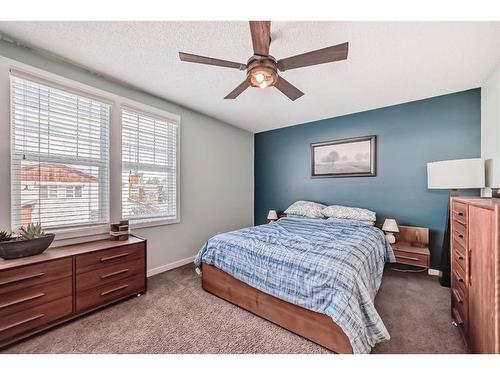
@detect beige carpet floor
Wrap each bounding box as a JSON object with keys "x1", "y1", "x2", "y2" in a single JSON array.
[{"x1": 2, "y1": 264, "x2": 466, "y2": 354}]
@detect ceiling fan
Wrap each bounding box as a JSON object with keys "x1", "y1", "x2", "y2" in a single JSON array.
[{"x1": 179, "y1": 21, "x2": 349, "y2": 101}]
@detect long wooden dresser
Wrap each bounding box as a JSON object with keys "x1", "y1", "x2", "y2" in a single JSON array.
[
  {"x1": 0, "y1": 236, "x2": 146, "y2": 348},
  {"x1": 450, "y1": 197, "x2": 500, "y2": 353}
]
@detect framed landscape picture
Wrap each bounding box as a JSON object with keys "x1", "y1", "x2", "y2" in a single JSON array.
[{"x1": 310, "y1": 135, "x2": 377, "y2": 178}]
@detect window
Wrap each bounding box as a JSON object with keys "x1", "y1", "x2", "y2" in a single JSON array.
[
  {"x1": 40, "y1": 185, "x2": 48, "y2": 199},
  {"x1": 66, "y1": 186, "x2": 74, "y2": 198},
  {"x1": 48, "y1": 186, "x2": 58, "y2": 199},
  {"x1": 121, "y1": 106, "x2": 179, "y2": 223},
  {"x1": 75, "y1": 186, "x2": 82, "y2": 198},
  {"x1": 10, "y1": 72, "x2": 110, "y2": 230}
]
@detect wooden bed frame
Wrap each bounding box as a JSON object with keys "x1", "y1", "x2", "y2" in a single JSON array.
[{"x1": 201, "y1": 263, "x2": 352, "y2": 353}]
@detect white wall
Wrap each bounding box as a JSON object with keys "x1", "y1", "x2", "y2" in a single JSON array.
[
  {"x1": 481, "y1": 61, "x2": 500, "y2": 196},
  {"x1": 0, "y1": 40, "x2": 254, "y2": 275}
]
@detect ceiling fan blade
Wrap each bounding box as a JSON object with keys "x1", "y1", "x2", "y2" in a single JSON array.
[
  {"x1": 179, "y1": 52, "x2": 246, "y2": 70},
  {"x1": 224, "y1": 80, "x2": 250, "y2": 99},
  {"x1": 277, "y1": 42, "x2": 349, "y2": 71},
  {"x1": 274, "y1": 76, "x2": 304, "y2": 101},
  {"x1": 249, "y1": 21, "x2": 271, "y2": 56}
]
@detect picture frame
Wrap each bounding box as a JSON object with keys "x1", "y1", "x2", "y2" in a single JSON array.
[{"x1": 310, "y1": 135, "x2": 377, "y2": 178}]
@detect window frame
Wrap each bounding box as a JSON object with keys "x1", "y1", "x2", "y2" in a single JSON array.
[{"x1": 2, "y1": 61, "x2": 181, "y2": 241}]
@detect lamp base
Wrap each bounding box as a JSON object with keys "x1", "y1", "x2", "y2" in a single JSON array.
[{"x1": 385, "y1": 232, "x2": 396, "y2": 244}]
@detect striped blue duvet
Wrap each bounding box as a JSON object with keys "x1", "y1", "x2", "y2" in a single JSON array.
[{"x1": 194, "y1": 216, "x2": 395, "y2": 353}]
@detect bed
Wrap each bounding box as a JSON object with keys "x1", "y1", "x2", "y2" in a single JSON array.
[{"x1": 194, "y1": 216, "x2": 395, "y2": 354}]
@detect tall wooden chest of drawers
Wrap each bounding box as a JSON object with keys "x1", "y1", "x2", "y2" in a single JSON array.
[
  {"x1": 0, "y1": 236, "x2": 146, "y2": 348},
  {"x1": 450, "y1": 197, "x2": 500, "y2": 353}
]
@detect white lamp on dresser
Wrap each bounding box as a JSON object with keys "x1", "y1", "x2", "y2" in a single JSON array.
[{"x1": 427, "y1": 158, "x2": 485, "y2": 286}]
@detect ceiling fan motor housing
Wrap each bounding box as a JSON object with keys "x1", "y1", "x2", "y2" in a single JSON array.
[{"x1": 246, "y1": 55, "x2": 278, "y2": 88}]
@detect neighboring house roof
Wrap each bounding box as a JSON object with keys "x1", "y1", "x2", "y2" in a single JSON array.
[{"x1": 21, "y1": 163, "x2": 97, "y2": 183}]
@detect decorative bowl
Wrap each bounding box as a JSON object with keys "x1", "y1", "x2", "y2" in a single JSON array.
[{"x1": 0, "y1": 233, "x2": 55, "y2": 260}]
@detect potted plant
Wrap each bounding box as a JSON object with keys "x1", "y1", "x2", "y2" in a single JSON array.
[{"x1": 0, "y1": 223, "x2": 55, "y2": 260}]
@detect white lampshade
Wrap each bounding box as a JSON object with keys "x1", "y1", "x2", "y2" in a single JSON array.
[
  {"x1": 382, "y1": 218, "x2": 399, "y2": 233},
  {"x1": 267, "y1": 210, "x2": 278, "y2": 220},
  {"x1": 427, "y1": 158, "x2": 485, "y2": 189}
]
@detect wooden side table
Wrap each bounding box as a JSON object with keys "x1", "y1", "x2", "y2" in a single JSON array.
[{"x1": 392, "y1": 225, "x2": 430, "y2": 269}]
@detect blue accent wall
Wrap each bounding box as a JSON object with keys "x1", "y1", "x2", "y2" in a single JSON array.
[{"x1": 254, "y1": 89, "x2": 481, "y2": 268}]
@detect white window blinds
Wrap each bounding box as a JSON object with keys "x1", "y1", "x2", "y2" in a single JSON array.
[
  {"x1": 121, "y1": 106, "x2": 178, "y2": 223},
  {"x1": 10, "y1": 72, "x2": 110, "y2": 231}
]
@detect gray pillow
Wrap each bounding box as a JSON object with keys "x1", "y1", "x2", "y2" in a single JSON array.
[
  {"x1": 284, "y1": 200, "x2": 325, "y2": 219},
  {"x1": 322, "y1": 205, "x2": 376, "y2": 222}
]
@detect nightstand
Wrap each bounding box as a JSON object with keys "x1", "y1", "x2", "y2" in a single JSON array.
[{"x1": 392, "y1": 225, "x2": 430, "y2": 269}]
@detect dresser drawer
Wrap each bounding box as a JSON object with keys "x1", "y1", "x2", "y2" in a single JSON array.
[
  {"x1": 0, "y1": 276, "x2": 72, "y2": 318},
  {"x1": 393, "y1": 249, "x2": 429, "y2": 268},
  {"x1": 452, "y1": 306, "x2": 465, "y2": 327},
  {"x1": 452, "y1": 294, "x2": 467, "y2": 332},
  {"x1": 76, "y1": 274, "x2": 145, "y2": 313},
  {"x1": 453, "y1": 219, "x2": 467, "y2": 240},
  {"x1": 452, "y1": 227, "x2": 467, "y2": 250},
  {"x1": 452, "y1": 264, "x2": 467, "y2": 294},
  {"x1": 76, "y1": 243, "x2": 145, "y2": 274},
  {"x1": 452, "y1": 201, "x2": 467, "y2": 224},
  {"x1": 452, "y1": 286, "x2": 467, "y2": 314},
  {"x1": 452, "y1": 243, "x2": 467, "y2": 273},
  {"x1": 0, "y1": 259, "x2": 72, "y2": 295},
  {"x1": 76, "y1": 257, "x2": 145, "y2": 292},
  {"x1": 0, "y1": 296, "x2": 72, "y2": 344}
]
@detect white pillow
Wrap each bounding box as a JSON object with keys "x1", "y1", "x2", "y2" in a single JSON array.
[
  {"x1": 284, "y1": 200, "x2": 325, "y2": 219},
  {"x1": 327, "y1": 217, "x2": 375, "y2": 226},
  {"x1": 322, "y1": 205, "x2": 376, "y2": 222}
]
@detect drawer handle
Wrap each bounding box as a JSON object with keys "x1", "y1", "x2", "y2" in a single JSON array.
[
  {"x1": 0, "y1": 272, "x2": 45, "y2": 287},
  {"x1": 456, "y1": 252, "x2": 464, "y2": 261},
  {"x1": 100, "y1": 252, "x2": 129, "y2": 262},
  {"x1": 454, "y1": 270, "x2": 464, "y2": 283},
  {"x1": 0, "y1": 313, "x2": 45, "y2": 333},
  {"x1": 452, "y1": 289, "x2": 463, "y2": 304},
  {"x1": 396, "y1": 255, "x2": 420, "y2": 262},
  {"x1": 457, "y1": 234, "x2": 464, "y2": 239},
  {"x1": 0, "y1": 292, "x2": 45, "y2": 310},
  {"x1": 468, "y1": 249, "x2": 472, "y2": 287},
  {"x1": 100, "y1": 284, "x2": 129, "y2": 296},
  {"x1": 458, "y1": 212, "x2": 464, "y2": 216},
  {"x1": 100, "y1": 269, "x2": 129, "y2": 279}
]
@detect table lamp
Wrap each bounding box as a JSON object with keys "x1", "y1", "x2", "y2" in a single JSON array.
[
  {"x1": 382, "y1": 219, "x2": 399, "y2": 244},
  {"x1": 267, "y1": 210, "x2": 278, "y2": 223},
  {"x1": 427, "y1": 158, "x2": 485, "y2": 286}
]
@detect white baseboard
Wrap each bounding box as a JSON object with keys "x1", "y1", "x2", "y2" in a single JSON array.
[
  {"x1": 428, "y1": 268, "x2": 442, "y2": 277},
  {"x1": 147, "y1": 255, "x2": 196, "y2": 277}
]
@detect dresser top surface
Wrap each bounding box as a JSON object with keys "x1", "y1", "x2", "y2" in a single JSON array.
[
  {"x1": 0, "y1": 236, "x2": 145, "y2": 270},
  {"x1": 453, "y1": 197, "x2": 500, "y2": 210}
]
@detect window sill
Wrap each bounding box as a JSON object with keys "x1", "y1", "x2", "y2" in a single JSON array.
[
  {"x1": 129, "y1": 217, "x2": 180, "y2": 230},
  {"x1": 50, "y1": 224, "x2": 109, "y2": 241}
]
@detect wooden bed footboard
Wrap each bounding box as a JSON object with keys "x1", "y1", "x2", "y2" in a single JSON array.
[{"x1": 201, "y1": 263, "x2": 353, "y2": 354}]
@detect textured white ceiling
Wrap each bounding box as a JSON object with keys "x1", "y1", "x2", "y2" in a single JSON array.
[{"x1": 1, "y1": 21, "x2": 500, "y2": 133}]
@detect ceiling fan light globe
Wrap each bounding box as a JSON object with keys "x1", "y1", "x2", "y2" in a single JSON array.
[{"x1": 247, "y1": 65, "x2": 278, "y2": 89}]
